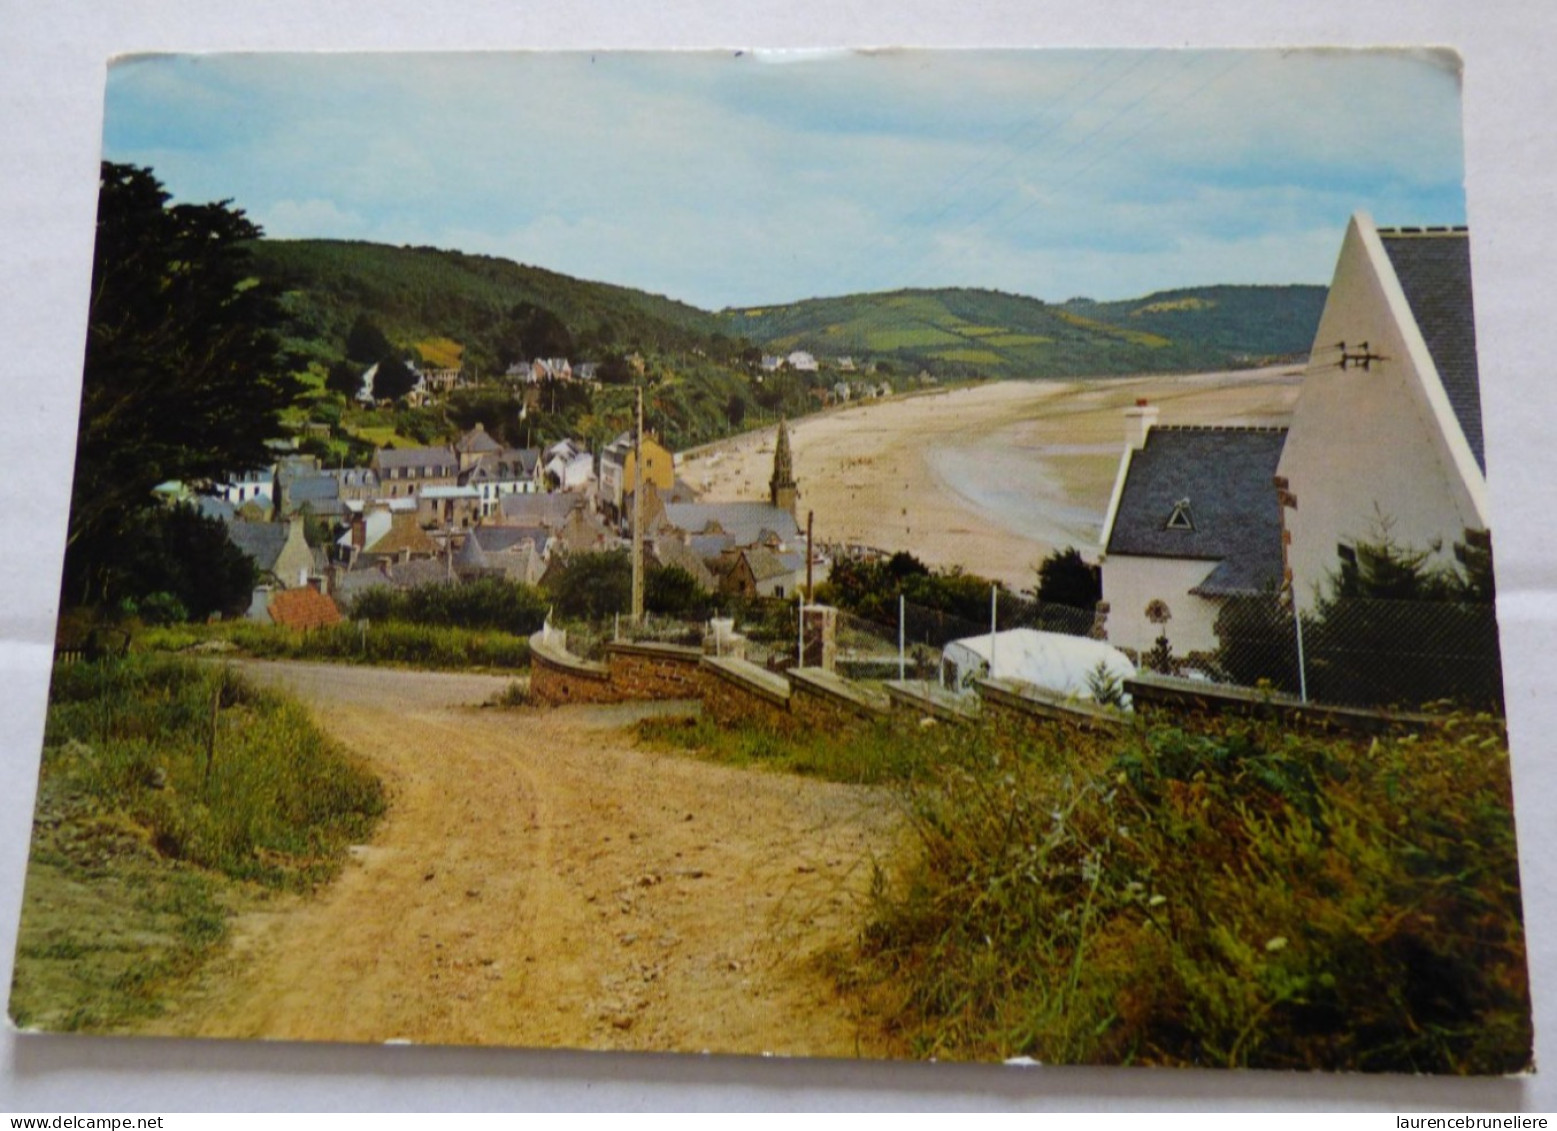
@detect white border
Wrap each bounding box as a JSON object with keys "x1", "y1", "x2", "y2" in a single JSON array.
[{"x1": 3, "y1": 0, "x2": 1554, "y2": 1112}]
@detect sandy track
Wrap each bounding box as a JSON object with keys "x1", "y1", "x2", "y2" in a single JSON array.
[
  {"x1": 682, "y1": 367, "x2": 1303, "y2": 588},
  {"x1": 148, "y1": 661, "x2": 898, "y2": 1056}
]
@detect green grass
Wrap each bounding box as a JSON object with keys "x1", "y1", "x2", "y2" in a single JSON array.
[
  {"x1": 847, "y1": 710, "x2": 1530, "y2": 1073},
  {"x1": 636, "y1": 714, "x2": 938, "y2": 785},
  {"x1": 139, "y1": 619, "x2": 531, "y2": 671},
  {"x1": 929, "y1": 348, "x2": 1006, "y2": 365},
  {"x1": 10, "y1": 656, "x2": 385, "y2": 1031}
]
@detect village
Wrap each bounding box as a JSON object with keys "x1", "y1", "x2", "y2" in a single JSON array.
[{"x1": 168, "y1": 212, "x2": 1495, "y2": 717}]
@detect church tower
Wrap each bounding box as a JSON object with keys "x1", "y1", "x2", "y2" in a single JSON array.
[{"x1": 769, "y1": 416, "x2": 798, "y2": 518}]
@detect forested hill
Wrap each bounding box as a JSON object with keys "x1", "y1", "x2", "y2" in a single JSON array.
[
  {"x1": 720, "y1": 284, "x2": 1328, "y2": 378},
  {"x1": 248, "y1": 239, "x2": 736, "y2": 374},
  {"x1": 250, "y1": 239, "x2": 1326, "y2": 381}
]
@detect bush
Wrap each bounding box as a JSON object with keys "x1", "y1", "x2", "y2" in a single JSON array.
[
  {"x1": 857, "y1": 713, "x2": 1530, "y2": 1072},
  {"x1": 43, "y1": 655, "x2": 384, "y2": 889},
  {"x1": 349, "y1": 577, "x2": 548, "y2": 636},
  {"x1": 139, "y1": 619, "x2": 531, "y2": 671}
]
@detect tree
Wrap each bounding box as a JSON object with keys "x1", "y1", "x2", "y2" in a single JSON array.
[
  {"x1": 372, "y1": 354, "x2": 419, "y2": 402},
  {"x1": 115, "y1": 504, "x2": 258, "y2": 622},
  {"x1": 345, "y1": 314, "x2": 393, "y2": 364},
  {"x1": 1036, "y1": 546, "x2": 1102, "y2": 609},
  {"x1": 65, "y1": 163, "x2": 302, "y2": 606},
  {"x1": 724, "y1": 392, "x2": 747, "y2": 429}
]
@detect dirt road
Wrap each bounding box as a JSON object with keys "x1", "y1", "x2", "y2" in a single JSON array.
[{"x1": 148, "y1": 661, "x2": 899, "y2": 1056}]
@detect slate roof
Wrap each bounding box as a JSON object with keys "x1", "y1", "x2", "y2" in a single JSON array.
[
  {"x1": 661, "y1": 502, "x2": 801, "y2": 547},
  {"x1": 497, "y1": 492, "x2": 582, "y2": 527},
  {"x1": 194, "y1": 496, "x2": 236, "y2": 524},
  {"x1": 226, "y1": 521, "x2": 290, "y2": 573},
  {"x1": 742, "y1": 546, "x2": 803, "y2": 583},
  {"x1": 456, "y1": 425, "x2": 503, "y2": 455},
  {"x1": 1106, "y1": 426, "x2": 1288, "y2": 597},
  {"x1": 1378, "y1": 227, "x2": 1484, "y2": 474},
  {"x1": 374, "y1": 446, "x2": 459, "y2": 474},
  {"x1": 472, "y1": 526, "x2": 548, "y2": 553}
]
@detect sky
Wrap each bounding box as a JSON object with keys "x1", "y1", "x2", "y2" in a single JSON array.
[{"x1": 102, "y1": 49, "x2": 1468, "y2": 310}]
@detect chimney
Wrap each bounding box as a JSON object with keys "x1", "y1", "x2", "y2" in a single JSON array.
[{"x1": 1124, "y1": 398, "x2": 1159, "y2": 451}]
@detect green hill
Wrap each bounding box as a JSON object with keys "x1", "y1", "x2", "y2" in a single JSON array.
[
  {"x1": 720, "y1": 285, "x2": 1326, "y2": 377},
  {"x1": 245, "y1": 239, "x2": 1326, "y2": 456}
]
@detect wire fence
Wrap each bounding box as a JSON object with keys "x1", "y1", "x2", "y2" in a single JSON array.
[
  {"x1": 553, "y1": 586, "x2": 1502, "y2": 713},
  {"x1": 1196, "y1": 593, "x2": 1504, "y2": 711}
]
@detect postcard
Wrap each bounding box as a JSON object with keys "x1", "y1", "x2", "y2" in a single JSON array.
[{"x1": 7, "y1": 48, "x2": 1530, "y2": 1074}]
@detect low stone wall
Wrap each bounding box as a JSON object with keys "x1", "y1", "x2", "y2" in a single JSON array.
[
  {"x1": 604, "y1": 641, "x2": 707, "y2": 701},
  {"x1": 701, "y1": 656, "x2": 795, "y2": 733},
  {"x1": 884, "y1": 680, "x2": 979, "y2": 727},
  {"x1": 976, "y1": 677, "x2": 1126, "y2": 743},
  {"x1": 788, "y1": 667, "x2": 891, "y2": 731},
  {"x1": 529, "y1": 631, "x2": 616, "y2": 706},
  {"x1": 1124, "y1": 673, "x2": 1444, "y2": 735}
]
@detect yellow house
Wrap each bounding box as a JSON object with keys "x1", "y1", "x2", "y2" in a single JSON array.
[{"x1": 600, "y1": 430, "x2": 675, "y2": 517}]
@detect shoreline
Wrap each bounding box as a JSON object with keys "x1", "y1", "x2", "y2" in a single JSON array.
[{"x1": 680, "y1": 365, "x2": 1305, "y2": 590}]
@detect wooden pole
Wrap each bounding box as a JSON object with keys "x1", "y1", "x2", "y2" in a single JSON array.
[
  {"x1": 805, "y1": 509, "x2": 814, "y2": 599},
  {"x1": 631, "y1": 384, "x2": 645, "y2": 624}
]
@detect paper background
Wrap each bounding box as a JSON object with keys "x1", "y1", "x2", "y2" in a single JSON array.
[{"x1": 2, "y1": 0, "x2": 1553, "y2": 1111}]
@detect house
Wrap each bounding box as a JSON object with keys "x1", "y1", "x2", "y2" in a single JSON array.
[
  {"x1": 371, "y1": 446, "x2": 461, "y2": 499},
  {"x1": 227, "y1": 518, "x2": 320, "y2": 591},
  {"x1": 760, "y1": 355, "x2": 784, "y2": 373},
  {"x1": 598, "y1": 430, "x2": 675, "y2": 521},
  {"x1": 1098, "y1": 403, "x2": 1289, "y2": 658},
  {"x1": 455, "y1": 527, "x2": 548, "y2": 585},
  {"x1": 786, "y1": 350, "x2": 819, "y2": 372},
  {"x1": 265, "y1": 586, "x2": 343, "y2": 631},
  {"x1": 494, "y1": 491, "x2": 586, "y2": 530},
  {"x1": 543, "y1": 438, "x2": 594, "y2": 492},
  {"x1": 452, "y1": 424, "x2": 542, "y2": 514},
  {"x1": 417, "y1": 484, "x2": 482, "y2": 529},
  {"x1": 1276, "y1": 215, "x2": 1490, "y2": 611},
  {"x1": 720, "y1": 545, "x2": 806, "y2": 599},
  {"x1": 213, "y1": 466, "x2": 274, "y2": 509}
]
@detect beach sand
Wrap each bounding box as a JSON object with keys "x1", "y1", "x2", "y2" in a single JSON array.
[{"x1": 678, "y1": 365, "x2": 1304, "y2": 590}]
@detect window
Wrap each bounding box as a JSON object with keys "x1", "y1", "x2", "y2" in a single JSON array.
[{"x1": 1165, "y1": 498, "x2": 1195, "y2": 531}]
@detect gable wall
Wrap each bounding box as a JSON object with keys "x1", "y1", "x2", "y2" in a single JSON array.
[
  {"x1": 1277, "y1": 215, "x2": 1489, "y2": 611},
  {"x1": 1100, "y1": 554, "x2": 1222, "y2": 657}
]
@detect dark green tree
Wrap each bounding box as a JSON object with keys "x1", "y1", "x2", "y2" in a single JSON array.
[
  {"x1": 345, "y1": 314, "x2": 393, "y2": 364},
  {"x1": 1036, "y1": 545, "x2": 1102, "y2": 609},
  {"x1": 372, "y1": 355, "x2": 419, "y2": 402},
  {"x1": 65, "y1": 163, "x2": 301, "y2": 606},
  {"x1": 545, "y1": 550, "x2": 632, "y2": 619},
  {"x1": 116, "y1": 504, "x2": 258, "y2": 621}
]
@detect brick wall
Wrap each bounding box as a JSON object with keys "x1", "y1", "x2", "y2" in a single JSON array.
[
  {"x1": 604, "y1": 642, "x2": 707, "y2": 701},
  {"x1": 529, "y1": 636, "x2": 617, "y2": 706},
  {"x1": 701, "y1": 658, "x2": 796, "y2": 733},
  {"x1": 788, "y1": 668, "x2": 889, "y2": 732}
]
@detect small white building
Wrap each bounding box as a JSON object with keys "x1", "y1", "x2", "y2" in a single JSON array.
[
  {"x1": 941, "y1": 629, "x2": 1135, "y2": 702},
  {"x1": 1099, "y1": 403, "x2": 1289, "y2": 658}
]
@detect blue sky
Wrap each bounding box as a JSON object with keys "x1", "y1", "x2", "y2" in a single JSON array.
[{"x1": 103, "y1": 49, "x2": 1467, "y2": 309}]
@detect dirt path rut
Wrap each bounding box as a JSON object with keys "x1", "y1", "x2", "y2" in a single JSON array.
[{"x1": 147, "y1": 661, "x2": 898, "y2": 1056}]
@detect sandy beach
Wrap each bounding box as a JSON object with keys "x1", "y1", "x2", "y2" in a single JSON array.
[{"x1": 679, "y1": 366, "x2": 1305, "y2": 590}]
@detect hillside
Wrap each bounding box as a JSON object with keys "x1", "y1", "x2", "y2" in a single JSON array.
[
  {"x1": 721, "y1": 285, "x2": 1327, "y2": 377},
  {"x1": 244, "y1": 238, "x2": 1327, "y2": 456},
  {"x1": 249, "y1": 239, "x2": 738, "y2": 374}
]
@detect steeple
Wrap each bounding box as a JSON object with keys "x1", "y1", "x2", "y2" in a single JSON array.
[{"x1": 769, "y1": 416, "x2": 798, "y2": 517}]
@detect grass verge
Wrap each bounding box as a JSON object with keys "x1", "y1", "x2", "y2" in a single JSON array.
[
  {"x1": 138, "y1": 618, "x2": 530, "y2": 672},
  {"x1": 9, "y1": 655, "x2": 385, "y2": 1032},
  {"x1": 848, "y1": 710, "x2": 1531, "y2": 1073},
  {"x1": 635, "y1": 714, "x2": 941, "y2": 785}
]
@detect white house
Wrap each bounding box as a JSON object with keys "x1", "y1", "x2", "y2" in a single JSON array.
[
  {"x1": 1098, "y1": 402, "x2": 1289, "y2": 658},
  {"x1": 786, "y1": 350, "x2": 819, "y2": 372},
  {"x1": 1276, "y1": 214, "x2": 1490, "y2": 611}
]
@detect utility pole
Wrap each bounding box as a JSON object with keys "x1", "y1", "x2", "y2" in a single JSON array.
[
  {"x1": 630, "y1": 383, "x2": 645, "y2": 624},
  {"x1": 805, "y1": 509, "x2": 814, "y2": 599}
]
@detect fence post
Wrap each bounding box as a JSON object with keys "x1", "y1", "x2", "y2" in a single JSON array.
[
  {"x1": 1292, "y1": 597, "x2": 1309, "y2": 704},
  {"x1": 898, "y1": 592, "x2": 906, "y2": 682},
  {"x1": 797, "y1": 595, "x2": 805, "y2": 669},
  {"x1": 989, "y1": 584, "x2": 998, "y2": 681}
]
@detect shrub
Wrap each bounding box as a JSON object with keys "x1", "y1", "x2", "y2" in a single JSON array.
[
  {"x1": 43, "y1": 655, "x2": 384, "y2": 889},
  {"x1": 857, "y1": 712, "x2": 1530, "y2": 1072}
]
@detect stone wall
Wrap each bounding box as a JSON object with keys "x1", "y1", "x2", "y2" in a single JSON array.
[
  {"x1": 529, "y1": 633, "x2": 616, "y2": 706},
  {"x1": 700, "y1": 656, "x2": 795, "y2": 733},
  {"x1": 975, "y1": 678, "x2": 1125, "y2": 753},
  {"x1": 604, "y1": 642, "x2": 707, "y2": 701},
  {"x1": 1124, "y1": 673, "x2": 1443, "y2": 735},
  {"x1": 788, "y1": 667, "x2": 890, "y2": 731}
]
